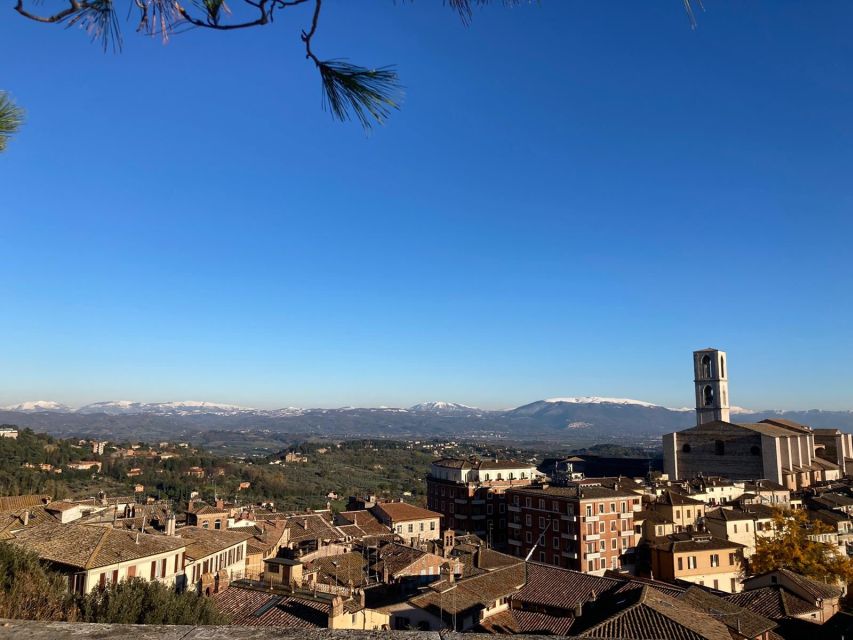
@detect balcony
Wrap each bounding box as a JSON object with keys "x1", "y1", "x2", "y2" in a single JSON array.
[
  {"x1": 508, "y1": 505, "x2": 520, "y2": 513},
  {"x1": 586, "y1": 515, "x2": 599, "y2": 523},
  {"x1": 562, "y1": 551, "x2": 578, "y2": 559},
  {"x1": 620, "y1": 530, "x2": 634, "y2": 537},
  {"x1": 619, "y1": 513, "x2": 632, "y2": 519},
  {"x1": 508, "y1": 522, "x2": 521, "y2": 530},
  {"x1": 508, "y1": 539, "x2": 521, "y2": 547},
  {"x1": 586, "y1": 534, "x2": 600, "y2": 542},
  {"x1": 561, "y1": 514, "x2": 578, "y2": 522},
  {"x1": 561, "y1": 533, "x2": 578, "y2": 541},
  {"x1": 586, "y1": 552, "x2": 600, "y2": 560}
]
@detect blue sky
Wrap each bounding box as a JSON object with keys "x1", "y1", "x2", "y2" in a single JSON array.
[{"x1": 2, "y1": 1, "x2": 853, "y2": 411}]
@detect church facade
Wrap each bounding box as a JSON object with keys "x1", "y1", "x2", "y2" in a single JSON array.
[{"x1": 663, "y1": 348, "x2": 847, "y2": 490}]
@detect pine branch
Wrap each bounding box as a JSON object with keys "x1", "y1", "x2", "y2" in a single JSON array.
[
  {"x1": 0, "y1": 92, "x2": 25, "y2": 153},
  {"x1": 318, "y1": 61, "x2": 401, "y2": 129},
  {"x1": 65, "y1": 0, "x2": 122, "y2": 51}
]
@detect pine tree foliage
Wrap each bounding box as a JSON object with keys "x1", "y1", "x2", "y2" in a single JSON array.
[{"x1": 0, "y1": 92, "x2": 24, "y2": 152}]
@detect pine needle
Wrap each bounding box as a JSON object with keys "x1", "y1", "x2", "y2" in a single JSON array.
[{"x1": 318, "y1": 60, "x2": 402, "y2": 129}]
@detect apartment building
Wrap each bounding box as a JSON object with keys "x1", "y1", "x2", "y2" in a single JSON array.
[
  {"x1": 10, "y1": 521, "x2": 186, "y2": 594},
  {"x1": 370, "y1": 502, "x2": 442, "y2": 544},
  {"x1": 506, "y1": 483, "x2": 640, "y2": 575},
  {"x1": 650, "y1": 531, "x2": 746, "y2": 593},
  {"x1": 426, "y1": 458, "x2": 538, "y2": 547},
  {"x1": 179, "y1": 525, "x2": 252, "y2": 595}
]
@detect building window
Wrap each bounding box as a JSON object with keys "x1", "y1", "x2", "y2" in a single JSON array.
[
  {"x1": 733, "y1": 524, "x2": 738, "y2": 533},
  {"x1": 720, "y1": 356, "x2": 725, "y2": 378},
  {"x1": 715, "y1": 440, "x2": 725, "y2": 456},
  {"x1": 408, "y1": 524, "x2": 414, "y2": 533},
  {"x1": 214, "y1": 519, "x2": 222, "y2": 530},
  {"x1": 586, "y1": 505, "x2": 592, "y2": 517},
  {"x1": 677, "y1": 557, "x2": 683, "y2": 571},
  {"x1": 599, "y1": 522, "x2": 605, "y2": 533},
  {"x1": 688, "y1": 556, "x2": 697, "y2": 569},
  {"x1": 525, "y1": 531, "x2": 532, "y2": 543},
  {"x1": 553, "y1": 537, "x2": 559, "y2": 549},
  {"x1": 539, "y1": 517, "x2": 546, "y2": 528},
  {"x1": 611, "y1": 538, "x2": 617, "y2": 550},
  {"x1": 610, "y1": 503, "x2": 616, "y2": 513},
  {"x1": 430, "y1": 521, "x2": 436, "y2": 530},
  {"x1": 729, "y1": 553, "x2": 736, "y2": 565},
  {"x1": 526, "y1": 514, "x2": 532, "y2": 526},
  {"x1": 710, "y1": 554, "x2": 719, "y2": 567},
  {"x1": 598, "y1": 504, "x2": 605, "y2": 514},
  {"x1": 599, "y1": 540, "x2": 606, "y2": 551}
]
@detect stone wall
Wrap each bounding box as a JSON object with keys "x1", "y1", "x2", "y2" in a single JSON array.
[
  {"x1": 675, "y1": 423, "x2": 764, "y2": 481},
  {"x1": 0, "y1": 620, "x2": 558, "y2": 640}
]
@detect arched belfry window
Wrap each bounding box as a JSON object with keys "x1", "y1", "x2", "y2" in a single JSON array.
[
  {"x1": 701, "y1": 354, "x2": 712, "y2": 379},
  {"x1": 703, "y1": 385, "x2": 714, "y2": 407},
  {"x1": 719, "y1": 356, "x2": 725, "y2": 379}
]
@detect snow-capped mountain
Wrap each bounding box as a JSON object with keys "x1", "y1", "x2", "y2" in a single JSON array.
[
  {"x1": 544, "y1": 396, "x2": 663, "y2": 408},
  {"x1": 409, "y1": 401, "x2": 485, "y2": 416},
  {"x1": 76, "y1": 400, "x2": 256, "y2": 416},
  {"x1": 1, "y1": 400, "x2": 71, "y2": 413}
]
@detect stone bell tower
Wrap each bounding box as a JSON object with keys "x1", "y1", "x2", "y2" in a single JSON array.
[{"x1": 693, "y1": 348, "x2": 730, "y2": 426}]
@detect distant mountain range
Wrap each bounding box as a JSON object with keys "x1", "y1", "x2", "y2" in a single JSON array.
[{"x1": 4, "y1": 396, "x2": 853, "y2": 443}]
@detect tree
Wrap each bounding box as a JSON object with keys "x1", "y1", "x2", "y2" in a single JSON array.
[
  {"x1": 749, "y1": 507, "x2": 853, "y2": 584},
  {"x1": 11, "y1": 1, "x2": 705, "y2": 129},
  {"x1": 0, "y1": 542, "x2": 77, "y2": 621},
  {"x1": 77, "y1": 578, "x2": 227, "y2": 625},
  {"x1": 0, "y1": 92, "x2": 24, "y2": 152}
]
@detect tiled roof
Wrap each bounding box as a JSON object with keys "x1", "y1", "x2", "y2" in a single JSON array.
[
  {"x1": 652, "y1": 532, "x2": 744, "y2": 553},
  {"x1": 725, "y1": 586, "x2": 820, "y2": 620},
  {"x1": 705, "y1": 507, "x2": 753, "y2": 522},
  {"x1": 606, "y1": 573, "x2": 687, "y2": 599},
  {"x1": 189, "y1": 504, "x2": 227, "y2": 516},
  {"x1": 308, "y1": 551, "x2": 369, "y2": 587},
  {"x1": 283, "y1": 513, "x2": 344, "y2": 544},
  {"x1": 373, "y1": 502, "x2": 440, "y2": 523},
  {"x1": 572, "y1": 585, "x2": 734, "y2": 640},
  {"x1": 477, "y1": 608, "x2": 575, "y2": 635},
  {"x1": 177, "y1": 526, "x2": 252, "y2": 561},
  {"x1": 431, "y1": 458, "x2": 472, "y2": 469},
  {"x1": 373, "y1": 543, "x2": 430, "y2": 578},
  {"x1": 761, "y1": 568, "x2": 843, "y2": 600},
  {"x1": 658, "y1": 490, "x2": 705, "y2": 507},
  {"x1": 508, "y1": 485, "x2": 638, "y2": 500},
  {"x1": 10, "y1": 522, "x2": 185, "y2": 570},
  {"x1": 410, "y1": 562, "x2": 525, "y2": 615},
  {"x1": 513, "y1": 562, "x2": 623, "y2": 610},
  {"x1": 477, "y1": 460, "x2": 533, "y2": 470},
  {"x1": 759, "y1": 418, "x2": 812, "y2": 433},
  {"x1": 0, "y1": 495, "x2": 51, "y2": 511},
  {"x1": 213, "y1": 584, "x2": 328, "y2": 628},
  {"x1": 335, "y1": 510, "x2": 391, "y2": 537},
  {"x1": 678, "y1": 586, "x2": 776, "y2": 637}
]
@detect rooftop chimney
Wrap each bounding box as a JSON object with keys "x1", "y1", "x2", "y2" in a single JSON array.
[{"x1": 22, "y1": 510, "x2": 29, "y2": 526}]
